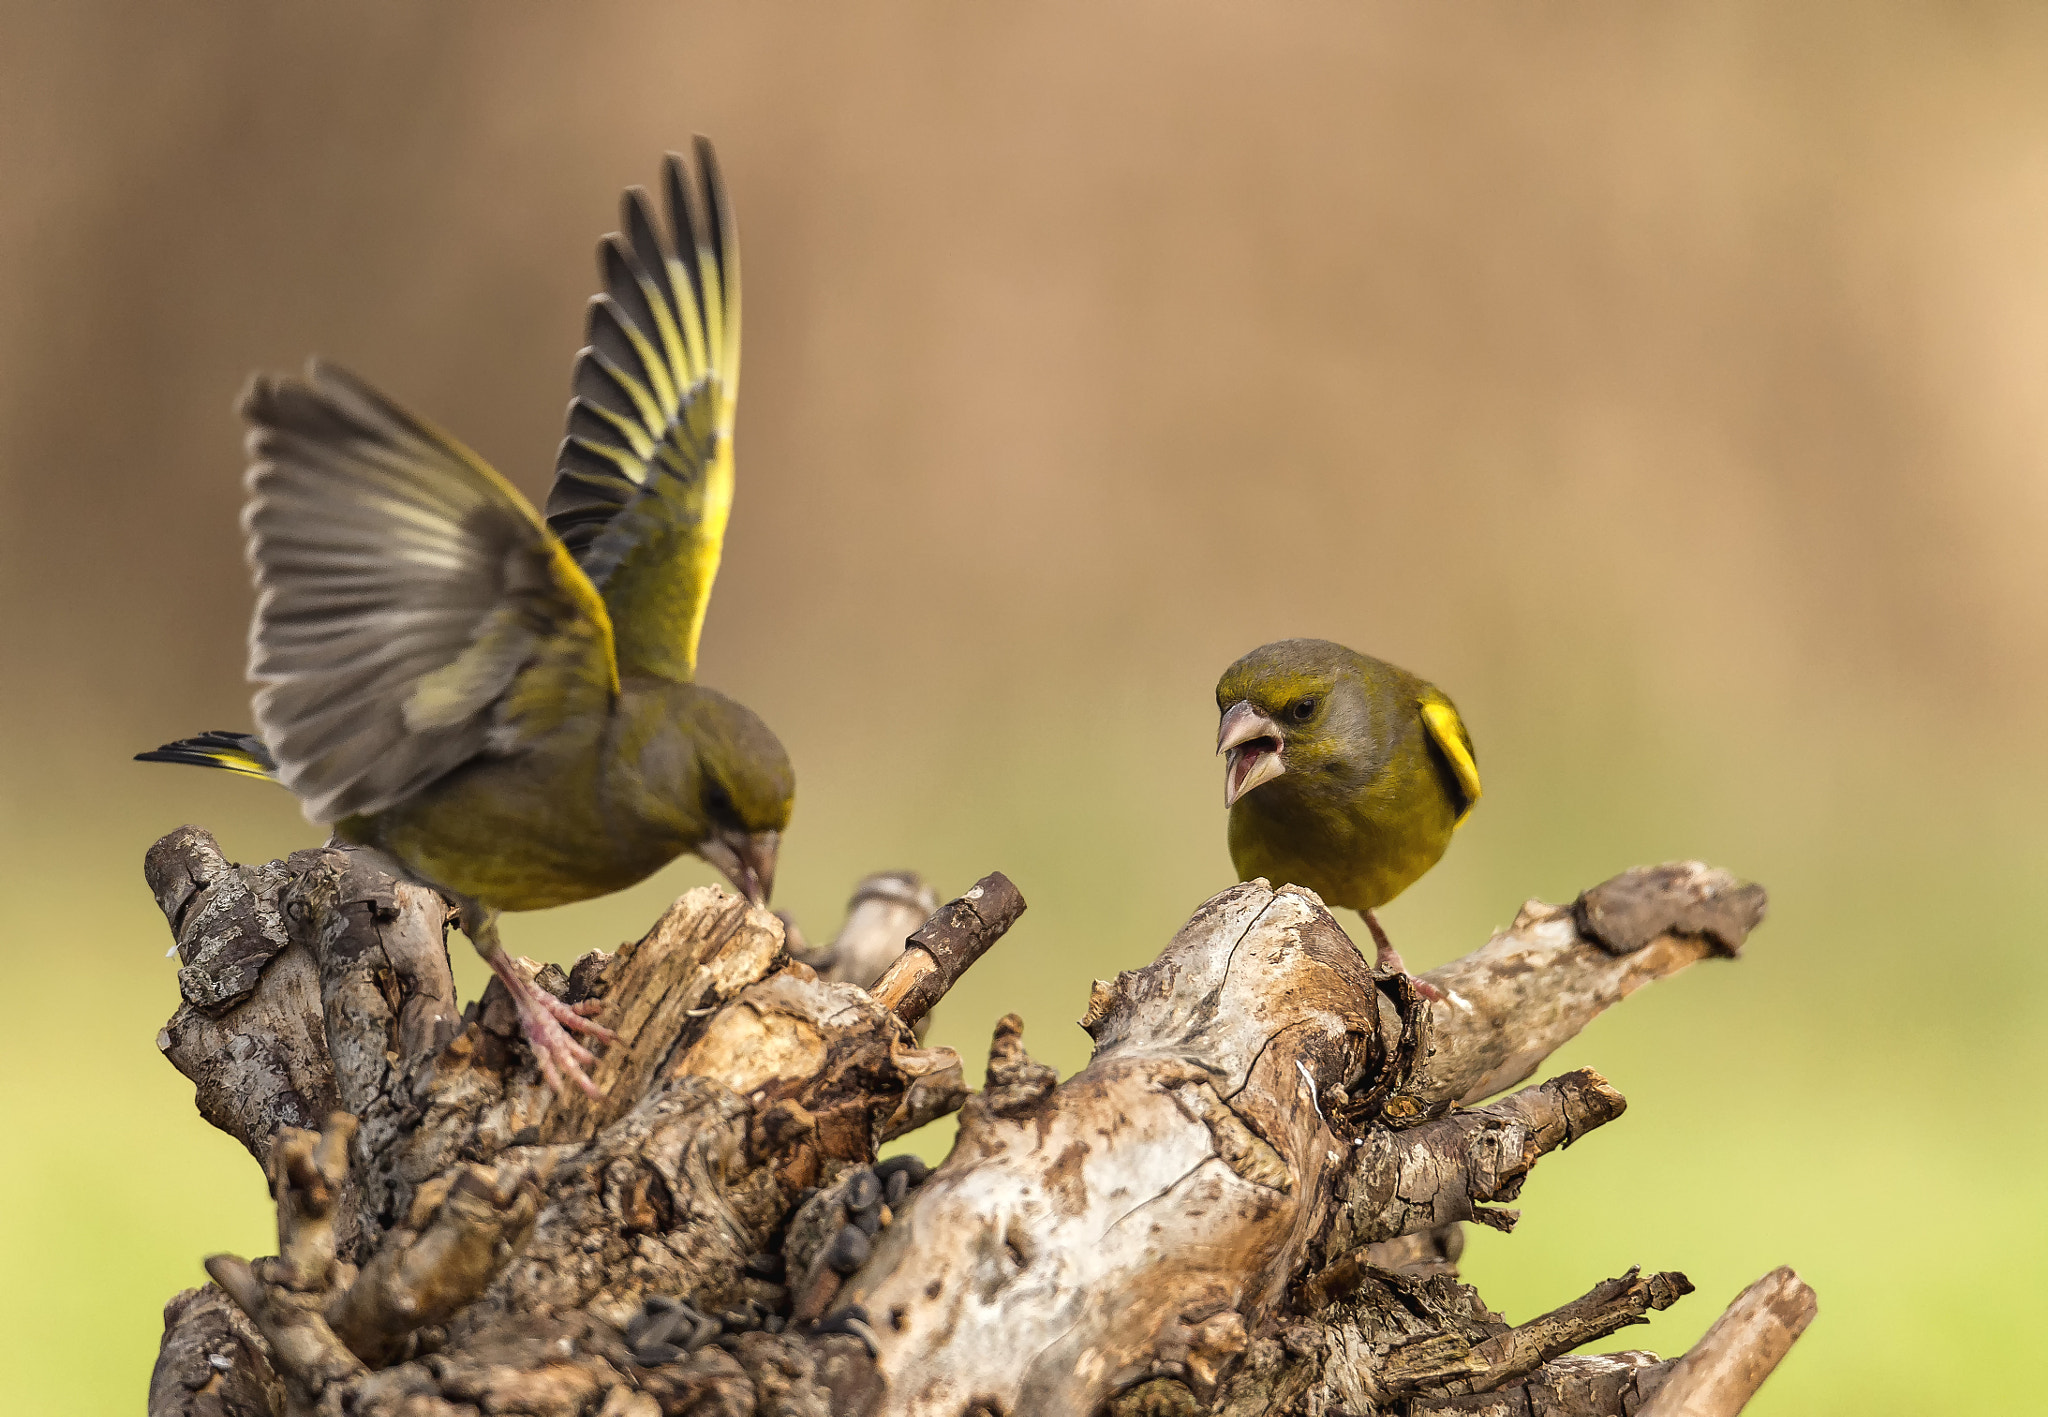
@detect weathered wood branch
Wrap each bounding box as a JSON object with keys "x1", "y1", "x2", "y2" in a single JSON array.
[
  {"x1": 325, "y1": 1153, "x2": 548, "y2": 1366},
  {"x1": 144, "y1": 834, "x2": 1806, "y2": 1417},
  {"x1": 1378, "y1": 1267, "x2": 1692, "y2": 1400},
  {"x1": 1396, "y1": 1267, "x2": 1817, "y2": 1417},
  {"x1": 149, "y1": 829, "x2": 337, "y2": 1171},
  {"x1": 1331, "y1": 1068, "x2": 1629, "y2": 1248},
  {"x1": 150, "y1": 1284, "x2": 284, "y2": 1417},
  {"x1": 844, "y1": 883, "x2": 1371, "y2": 1413},
  {"x1": 869, "y1": 870, "x2": 1026, "y2": 1026},
  {"x1": 1637, "y1": 1267, "x2": 1818, "y2": 1417},
  {"x1": 1406, "y1": 1352, "x2": 1678, "y2": 1417},
  {"x1": 1389, "y1": 862, "x2": 1768, "y2": 1121},
  {"x1": 202, "y1": 1119, "x2": 366, "y2": 1413}
]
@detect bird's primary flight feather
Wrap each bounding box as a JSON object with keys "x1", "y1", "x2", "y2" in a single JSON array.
[{"x1": 545, "y1": 137, "x2": 739, "y2": 685}]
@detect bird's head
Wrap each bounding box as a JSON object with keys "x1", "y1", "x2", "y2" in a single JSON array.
[
  {"x1": 687, "y1": 690, "x2": 795, "y2": 908},
  {"x1": 1214, "y1": 639, "x2": 1366, "y2": 808}
]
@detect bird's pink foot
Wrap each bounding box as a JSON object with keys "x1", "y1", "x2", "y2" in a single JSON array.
[
  {"x1": 487, "y1": 952, "x2": 616, "y2": 1097},
  {"x1": 1361, "y1": 909, "x2": 1447, "y2": 1004}
]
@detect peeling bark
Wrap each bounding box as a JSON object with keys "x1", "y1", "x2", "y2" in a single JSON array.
[
  {"x1": 1331, "y1": 1069, "x2": 1629, "y2": 1247},
  {"x1": 142, "y1": 832, "x2": 1806, "y2": 1417}
]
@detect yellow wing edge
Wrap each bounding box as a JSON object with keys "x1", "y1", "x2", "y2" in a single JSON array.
[{"x1": 1420, "y1": 698, "x2": 1482, "y2": 829}]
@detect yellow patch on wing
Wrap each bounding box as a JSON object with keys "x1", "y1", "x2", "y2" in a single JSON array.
[
  {"x1": 1420, "y1": 698, "x2": 1482, "y2": 828},
  {"x1": 199, "y1": 749, "x2": 274, "y2": 779}
]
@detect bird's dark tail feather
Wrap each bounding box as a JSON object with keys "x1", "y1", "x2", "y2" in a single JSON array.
[{"x1": 135, "y1": 730, "x2": 280, "y2": 784}]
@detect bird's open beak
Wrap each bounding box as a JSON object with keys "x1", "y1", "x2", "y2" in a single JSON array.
[
  {"x1": 1217, "y1": 700, "x2": 1287, "y2": 807},
  {"x1": 700, "y1": 828, "x2": 780, "y2": 908}
]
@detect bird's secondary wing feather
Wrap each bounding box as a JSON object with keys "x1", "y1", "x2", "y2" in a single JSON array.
[
  {"x1": 543, "y1": 138, "x2": 739, "y2": 684},
  {"x1": 243, "y1": 361, "x2": 618, "y2": 824},
  {"x1": 1418, "y1": 698, "x2": 1482, "y2": 827}
]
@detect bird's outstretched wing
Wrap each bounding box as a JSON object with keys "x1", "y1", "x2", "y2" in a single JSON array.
[
  {"x1": 243, "y1": 361, "x2": 619, "y2": 825},
  {"x1": 543, "y1": 138, "x2": 739, "y2": 684}
]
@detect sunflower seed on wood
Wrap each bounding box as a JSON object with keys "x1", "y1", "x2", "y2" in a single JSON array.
[
  {"x1": 824, "y1": 1224, "x2": 870, "y2": 1275},
  {"x1": 874, "y1": 1155, "x2": 929, "y2": 1186},
  {"x1": 845, "y1": 1169, "x2": 882, "y2": 1213}
]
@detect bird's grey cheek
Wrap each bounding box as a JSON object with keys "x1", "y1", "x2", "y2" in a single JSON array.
[{"x1": 631, "y1": 733, "x2": 691, "y2": 804}]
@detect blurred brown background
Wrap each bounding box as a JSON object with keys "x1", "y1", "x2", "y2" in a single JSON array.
[{"x1": 4, "y1": 4, "x2": 2045, "y2": 1412}]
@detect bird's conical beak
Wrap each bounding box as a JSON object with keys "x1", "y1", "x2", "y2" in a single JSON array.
[
  {"x1": 702, "y1": 828, "x2": 780, "y2": 907},
  {"x1": 1217, "y1": 700, "x2": 1287, "y2": 807}
]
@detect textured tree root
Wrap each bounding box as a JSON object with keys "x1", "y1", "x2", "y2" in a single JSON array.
[{"x1": 145, "y1": 830, "x2": 1806, "y2": 1417}]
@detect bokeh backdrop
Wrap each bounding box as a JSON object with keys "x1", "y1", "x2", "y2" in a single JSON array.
[{"x1": 4, "y1": 4, "x2": 2046, "y2": 1412}]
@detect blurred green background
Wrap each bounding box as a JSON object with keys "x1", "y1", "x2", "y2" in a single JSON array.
[{"x1": 4, "y1": 3, "x2": 2045, "y2": 1412}]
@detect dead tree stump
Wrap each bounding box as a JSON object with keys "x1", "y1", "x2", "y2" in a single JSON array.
[{"x1": 143, "y1": 825, "x2": 1810, "y2": 1417}]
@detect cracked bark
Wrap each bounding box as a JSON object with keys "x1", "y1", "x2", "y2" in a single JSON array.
[{"x1": 144, "y1": 830, "x2": 1806, "y2": 1417}]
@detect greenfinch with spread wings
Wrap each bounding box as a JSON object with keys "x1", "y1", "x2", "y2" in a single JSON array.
[
  {"x1": 1215, "y1": 639, "x2": 1479, "y2": 991},
  {"x1": 139, "y1": 141, "x2": 792, "y2": 1094}
]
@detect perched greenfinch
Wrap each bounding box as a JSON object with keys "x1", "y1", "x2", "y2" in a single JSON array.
[
  {"x1": 1215, "y1": 639, "x2": 1480, "y2": 987},
  {"x1": 139, "y1": 141, "x2": 791, "y2": 1094}
]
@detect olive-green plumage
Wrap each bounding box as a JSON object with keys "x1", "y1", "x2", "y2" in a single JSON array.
[
  {"x1": 1215, "y1": 639, "x2": 1479, "y2": 932},
  {"x1": 338, "y1": 679, "x2": 789, "y2": 913},
  {"x1": 137, "y1": 141, "x2": 791, "y2": 1094}
]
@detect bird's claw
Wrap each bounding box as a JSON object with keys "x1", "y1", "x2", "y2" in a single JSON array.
[
  {"x1": 497, "y1": 961, "x2": 615, "y2": 1098},
  {"x1": 562, "y1": 996, "x2": 611, "y2": 1027},
  {"x1": 516, "y1": 998, "x2": 603, "y2": 1098}
]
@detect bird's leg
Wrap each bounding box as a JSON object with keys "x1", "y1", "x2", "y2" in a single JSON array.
[
  {"x1": 1361, "y1": 909, "x2": 1445, "y2": 1004},
  {"x1": 455, "y1": 898, "x2": 615, "y2": 1098}
]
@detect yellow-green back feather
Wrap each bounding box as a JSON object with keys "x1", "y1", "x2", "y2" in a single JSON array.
[{"x1": 544, "y1": 139, "x2": 740, "y2": 684}]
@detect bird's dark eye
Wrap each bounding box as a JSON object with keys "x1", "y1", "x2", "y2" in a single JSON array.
[
  {"x1": 1289, "y1": 696, "x2": 1318, "y2": 723},
  {"x1": 703, "y1": 779, "x2": 741, "y2": 828}
]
